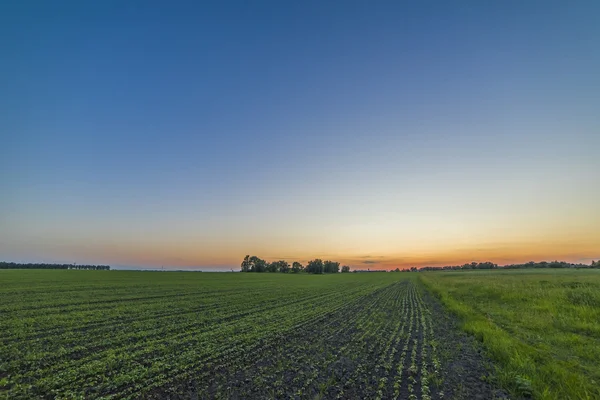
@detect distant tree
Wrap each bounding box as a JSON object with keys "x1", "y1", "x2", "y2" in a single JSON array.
[
  {"x1": 394, "y1": 267, "x2": 400, "y2": 272},
  {"x1": 250, "y1": 256, "x2": 267, "y2": 272},
  {"x1": 238, "y1": 256, "x2": 364, "y2": 274},
  {"x1": 291, "y1": 261, "x2": 303, "y2": 273},
  {"x1": 306, "y1": 259, "x2": 324, "y2": 274},
  {"x1": 241, "y1": 255, "x2": 251, "y2": 272},
  {"x1": 0, "y1": 262, "x2": 110, "y2": 270},
  {"x1": 410, "y1": 267, "x2": 417, "y2": 272},
  {"x1": 276, "y1": 260, "x2": 290, "y2": 273},
  {"x1": 266, "y1": 262, "x2": 278, "y2": 273},
  {"x1": 477, "y1": 261, "x2": 497, "y2": 269},
  {"x1": 323, "y1": 260, "x2": 340, "y2": 273}
]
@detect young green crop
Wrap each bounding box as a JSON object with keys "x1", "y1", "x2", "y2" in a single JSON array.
[{"x1": 1, "y1": 271, "x2": 411, "y2": 398}]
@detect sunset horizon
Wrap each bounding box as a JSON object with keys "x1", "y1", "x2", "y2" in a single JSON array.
[{"x1": 3, "y1": 1, "x2": 599, "y2": 271}]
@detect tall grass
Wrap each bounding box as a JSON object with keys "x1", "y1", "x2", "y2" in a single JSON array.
[{"x1": 419, "y1": 269, "x2": 600, "y2": 400}]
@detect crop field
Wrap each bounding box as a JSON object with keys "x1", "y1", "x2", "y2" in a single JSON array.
[
  {"x1": 0, "y1": 271, "x2": 502, "y2": 400},
  {"x1": 420, "y1": 269, "x2": 600, "y2": 400},
  {"x1": 2, "y1": 269, "x2": 597, "y2": 400}
]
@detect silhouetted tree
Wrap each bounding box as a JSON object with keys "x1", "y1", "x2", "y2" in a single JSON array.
[
  {"x1": 245, "y1": 256, "x2": 268, "y2": 272},
  {"x1": 266, "y1": 262, "x2": 277, "y2": 272},
  {"x1": 0, "y1": 262, "x2": 110, "y2": 270},
  {"x1": 240, "y1": 257, "x2": 352, "y2": 274},
  {"x1": 341, "y1": 265, "x2": 351, "y2": 273},
  {"x1": 306, "y1": 259, "x2": 324, "y2": 274},
  {"x1": 323, "y1": 260, "x2": 340, "y2": 273},
  {"x1": 241, "y1": 255, "x2": 251, "y2": 272},
  {"x1": 291, "y1": 261, "x2": 303, "y2": 273},
  {"x1": 276, "y1": 260, "x2": 290, "y2": 273}
]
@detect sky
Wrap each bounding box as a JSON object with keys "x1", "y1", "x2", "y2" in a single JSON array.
[{"x1": 1, "y1": 1, "x2": 599, "y2": 270}]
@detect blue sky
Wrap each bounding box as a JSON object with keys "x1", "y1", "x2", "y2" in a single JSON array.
[{"x1": 2, "y1": 1, "x2": 599, "y2": 269}]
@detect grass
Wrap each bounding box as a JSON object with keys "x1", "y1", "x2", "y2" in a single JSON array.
[{"x1": 419, "y1": 268, "x2": 600, "y2": 400}]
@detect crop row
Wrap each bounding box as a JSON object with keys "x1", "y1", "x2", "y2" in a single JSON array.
[
  {"x1": 1, "y1": 274, "x2": 397, "y2": 399},
  {"x1": 147, "y1": 281, "x2": 446, "y2": 400}
]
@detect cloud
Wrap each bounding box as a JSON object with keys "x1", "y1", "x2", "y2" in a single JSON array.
[{"x1": 362, "y1": 260, "x2": 377, "y2": 264}]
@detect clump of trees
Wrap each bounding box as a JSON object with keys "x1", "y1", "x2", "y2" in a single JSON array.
[
  {"x1": 306, "y1": 259, "x2": 341, "y2": 274},
  {"x1": 241, "y1": 256, "x2": 349, "y2": 274},
  {"x1": 240, "y1": 257, "x2": 600, "y2": 274},
  {"x1": 397, "y1": 260, "x2": 600, "y2": 272},
  {"x1": 0, "y1": 262, "x2": 110, "y2": 270},
  {"x1": 502, "y1": 260, "x2": 598, "y2": 269},
  {"x1": 420, "y1": 261, "x2": 498, "y2": 271},
  {"x1": 291, "y1": 261, "x2": 303, "y2": 273}
]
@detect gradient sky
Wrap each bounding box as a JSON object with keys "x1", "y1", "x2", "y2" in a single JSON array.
[{"x1": 2, "y1": 1, "x2": 599, "y2": 270}]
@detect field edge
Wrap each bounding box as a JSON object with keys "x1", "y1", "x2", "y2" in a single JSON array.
[{"x1": 418, "y1": 272, "x2": 600, "y2": 400}]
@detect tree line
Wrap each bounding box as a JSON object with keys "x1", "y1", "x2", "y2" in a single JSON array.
[
  {"x1": 403, "y1": 260, "x2": 600, "y2": 272},
  {"x1": 241, "y1": 255, "x2": 350, "y2": 274},
  {"x1": 0, "y1": 262, "x2": 111, "y2": 270}
]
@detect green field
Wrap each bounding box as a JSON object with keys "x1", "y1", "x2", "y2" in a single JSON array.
[
  {"x1": 420, "y1": 269, "x2": 600, "y2": 400},
  {"x1": 1, "y1": 271, "x2": 443, "y2": 399},
  {"x1": 1, "y1": 269, "x2": 599, "y2": 399}
]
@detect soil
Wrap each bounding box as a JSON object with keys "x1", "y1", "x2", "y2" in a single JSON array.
[
  {"x1": 146, "y1": 281, "x2": 512, "y2": 400},
  {"x1": 420, "y1": 287, "x2": 511, "y2": 400}
]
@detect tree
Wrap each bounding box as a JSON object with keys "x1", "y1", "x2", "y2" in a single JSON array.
[
  {"x1": 248, "y1": 256, "x2": 267, "y2": 272},
  {"x1": 239, "y1": 256, "x2": 348, "y2": 274},
  {"x1": 277, "y1": 260, "x2": 290, "y2": 273},
  {"x1": 323, "y1": 260, "x2": 340, "y2": 273},
  {"x1": 306, "y1": 259, "x2": 324, "y2": 274},
  {"x1": 341, "y1": 265, "x2": 350, "y2": 273},
  {"x1": 0, "y1": 262, "x2": 110, "y2": 270},
  {"x1": 291, "y1": 261, "x2": 303, "y2": 273},
  {"x1": 241, "y1": 255, "x2": 251, "y2": 272},
  {"x1": 266, "y1": 262, "x2": 278, "y2": 273}
]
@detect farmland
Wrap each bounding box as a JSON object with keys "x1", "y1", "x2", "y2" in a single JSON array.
[
  {"x1": 2, "y1": 269, "x2": 598, "y2": 399},
  {"x1": 0, "y1": 270, "x2": 502, "y2": 399}
]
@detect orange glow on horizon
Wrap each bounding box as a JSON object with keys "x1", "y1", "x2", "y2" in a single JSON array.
[{"x1": 64, "y1": 234, "x2": 599, "y2": 270}]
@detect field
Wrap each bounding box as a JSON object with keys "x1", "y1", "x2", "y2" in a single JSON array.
[
  {"x1": 420, "y1": 269, "x2": 600, "y2": 400},
  {"x1": 0, "y1": 271, "x2": 503, "y2": 400},
  {"x1": 1, "y1": 269, "x2": 599, "y2": 399}
]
